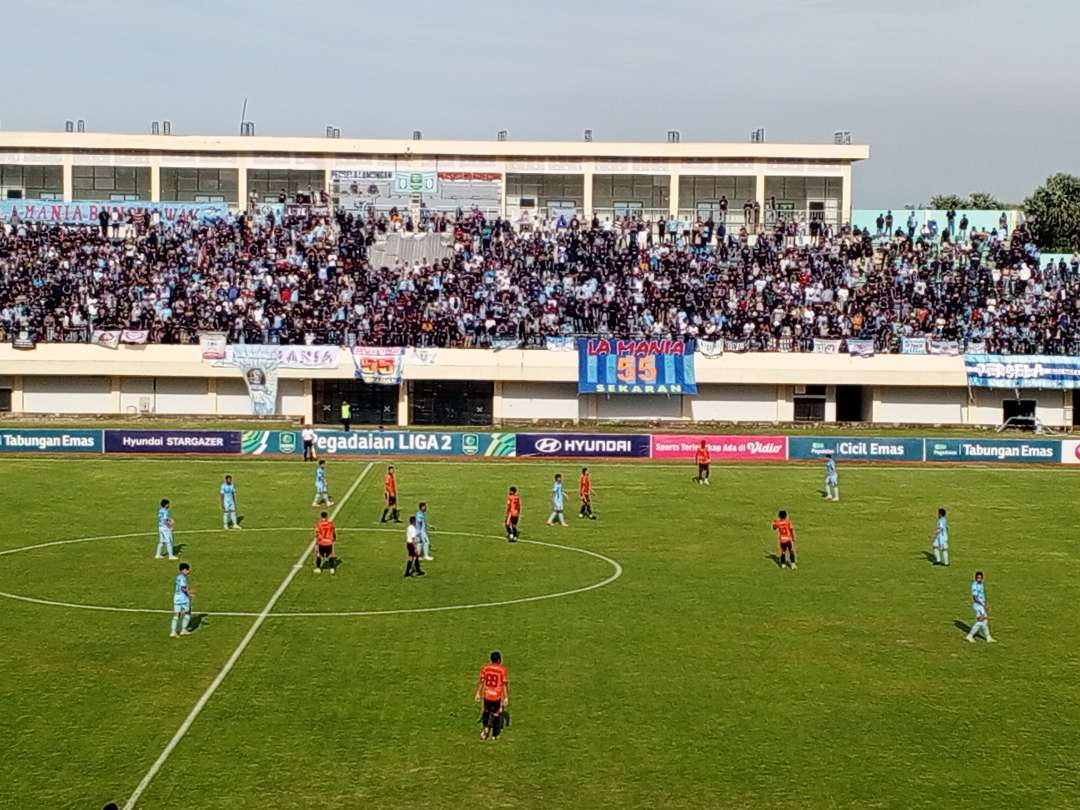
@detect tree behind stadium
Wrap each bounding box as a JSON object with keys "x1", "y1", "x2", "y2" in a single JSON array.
[{"x1": 1024, "y1": 173, "x2": 1080, "y2": 252}]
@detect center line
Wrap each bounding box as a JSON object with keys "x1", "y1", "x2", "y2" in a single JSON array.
[{"x1": 123, "y1": 462, "x2": 373, "y2": 810}]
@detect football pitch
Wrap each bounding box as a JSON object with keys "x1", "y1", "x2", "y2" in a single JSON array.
[{"x1": 1, "y1": 457, "x2": 1078, "y2": 809}]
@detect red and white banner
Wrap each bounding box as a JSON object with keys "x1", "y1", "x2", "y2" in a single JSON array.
[{"x1": 651, "y1": 434, "x2": 788, "y2": 461}]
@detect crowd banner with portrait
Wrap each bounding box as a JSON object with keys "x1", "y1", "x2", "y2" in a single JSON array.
[
  {"x1": 577, "y1": 338, "x2": 697, "y2": 395},
  {"x1": 218, "y1": 345, "x2": 341, "y2": 414}
]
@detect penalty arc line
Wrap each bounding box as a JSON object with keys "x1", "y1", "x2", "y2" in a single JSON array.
[{"x1": 122, "y1": 462, "x2": 374, "y2": 810}]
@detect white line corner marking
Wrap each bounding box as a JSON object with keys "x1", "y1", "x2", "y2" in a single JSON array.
[{"x1": 122, "y1": 462, "x2": 373, "y2": 810}]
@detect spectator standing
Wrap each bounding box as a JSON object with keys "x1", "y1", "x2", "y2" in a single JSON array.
[{"x1": 340, "y1": 400, "x2": 351, "y2": 432}]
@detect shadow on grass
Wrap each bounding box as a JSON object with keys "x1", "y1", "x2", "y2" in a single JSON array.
[
  {"x1": 953, "y1": 620, "x2": 972, "y2": 635},
  {"x1": 188, "y1": 613, "x2": 208, "y2": 633},
  {"x1": 921, "y1": 551, "x2": 939, "y2": 565},
  {"x1": 765, "y1": 553, "x2": 783, "y2": 568},
  {"x1": 172, "y1": 543, "x2": 186, "y2": 557}
]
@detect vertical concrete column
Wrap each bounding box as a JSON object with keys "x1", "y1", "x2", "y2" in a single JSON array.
[
  {"x1": 669, "y1": 172, "x2": 680, "y2": 218},
  {"x1": 840, "y1": 164, "x2": 853, "y2": 226},
  {"x1": 583, "y1": 161, "x2": 595, "y2": 220},
  {"x1": 237, "y1": 158, "x2": 249, "y2": 211},
  {"x1": 207, "y1": 377, "x2": 218, "y2": 415},
  {"x1": 62, "y1": 155, "x2": 73, "y2": 202},
  {"x1": 303, "y1": 378, "x2": 314, "y2": 424},
  {"x1": 150, "y1": 162, "x2": 161, "y2": 203},
  {"x1": 492, "y1": 381, "x2": 504, "y2": 424},
  {"x1": 11, "y1": 375, "x2": 24, "y2": 414},
  {"x1": 754, "y1": 169, "x2": 766, "y2": 230},
  {"x1": 776, "y1": 385, "x2": 794, "y2": 422},
  {"x1": 111, "y1": 376, "x2": 123, "y2": 414},
  {"x1": 397, "y1": 383, "x2": 409, "y2": 427}
]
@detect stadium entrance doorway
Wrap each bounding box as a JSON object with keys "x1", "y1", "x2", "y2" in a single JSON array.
[
  {"x1": 314, "y1": 379, "x2": 398, "y2": 426},
  {"x1": 835, "y1": 385, "x2": 865, "y2": 422}
]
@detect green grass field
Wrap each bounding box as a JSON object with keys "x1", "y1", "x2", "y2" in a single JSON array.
[{"x1": 1, "y1": 457, "x2": 1078, "y2": 809}]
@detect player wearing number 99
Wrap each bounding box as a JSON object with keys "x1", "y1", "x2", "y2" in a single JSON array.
[{"x1": 475, "y1": 650, "x2": 509, "y2": 741}]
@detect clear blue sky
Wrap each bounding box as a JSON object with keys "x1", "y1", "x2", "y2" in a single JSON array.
[{"x1": 2, "y1": 0, "x2": 1076, "y2": 207}]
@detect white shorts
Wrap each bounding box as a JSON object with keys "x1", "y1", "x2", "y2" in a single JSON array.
[
  {"x1": 825, "y1": 475, "x2": 838, "y2": 487},
  {"x1": 972, "y1": 603, "x2": 986, "y2": 620},
  {"x1": 174, "y1": 600, "x2": 191, "y2": 613},
  {"x1": 159, "y1": 528, "x2": 173, "y2": 543}
]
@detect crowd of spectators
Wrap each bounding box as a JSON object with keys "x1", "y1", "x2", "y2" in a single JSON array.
[{"x1": 1, "y1": 205, "x2": 1078, "y2": 354}]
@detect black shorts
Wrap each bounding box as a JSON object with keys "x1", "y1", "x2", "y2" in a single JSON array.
[
  {"x1": 483, "y1": 698, "x2": 502, "y2": 715},
  {"x1": 317, "y1": 544, "x2": 334, "y2": 557},
  {"x1": 406, "y1": 542, "x2": 419, "y2": 558},
  {"x1": 508, "y1": 516, "x2": 519, "y2": 528},
  {"x1": 386, "y1": 495, "x2": 397, "y2": 506},
  {"x1": 779, "y1": 541, "x2": 793, "y2": 553},
  {"x1": 698, "y1": 463, "x2": 710, "y2": 474}
]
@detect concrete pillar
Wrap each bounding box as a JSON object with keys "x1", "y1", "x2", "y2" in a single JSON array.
[
  {"x1": 149, "y1": 162, "x2": 161, "y2": 203},
  {"x1": 492, "y1": 384, "x2": 503, "y2": 427},
  {"x1": 583, "y1": 162, "x2": 594, "y2": 220},
  {"x1": 303, "y1": 378, "x2": 314, "y2": 424},
  {"x1": 499, "y1": 170, "x2": 507, "y2": 218},
  {"x1": 237, "y1": 158, "x2": 249, "y2": 211},
  {"x1": 62, "y1": 155, "x2": 73, "y2": 202},
  {"x1": 111, "y1": 376, "x2": 122, "y2": 414},
  {"x1": 680, "y1": 392, "x2": 693, "y2": 421},
  {"x1": 840, "y1": 164, "x2": 853, "y2": 226},
  {"x1": 824, "y1": 385, "x2": 837, "y2": 422},
  {"x1": 397, "y1": 383, "x2": 409, "y2": 427},
  {"x1": 869, "y1": 386, "x2": 881, "y2": 424},
  {"x1": 669, "y1": 173, "x2": 680, "y2": 218},
  {"x1": 776, "y1": 384, "x2": 794, "y2": 422},
  {"x1": 11, "y1": 375, "x2": 24, "y2": 414},
  {"x1": 754, "y1": 170, "x2": 766, "y2": 231},
  {"x1": 207, "y1": 377, "x2": 218, "y2": 415}
]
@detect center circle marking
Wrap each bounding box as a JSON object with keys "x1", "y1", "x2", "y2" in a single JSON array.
[{"x1": 0, "y1": 527, "x2": 623, "y2": 618}]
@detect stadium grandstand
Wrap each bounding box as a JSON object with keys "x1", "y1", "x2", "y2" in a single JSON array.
[{"x1": 1, "y1": 130, "x2": 1078, "y2": 429}]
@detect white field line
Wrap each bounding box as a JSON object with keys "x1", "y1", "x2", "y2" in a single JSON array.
[
  {"x1": 122, "y1": 462, "x2": 373, "y2": 810},
  {"x1": 0, "y1": 529, "x2": 623, "y2": 618}
]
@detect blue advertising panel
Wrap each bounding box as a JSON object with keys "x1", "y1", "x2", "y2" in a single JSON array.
[
  {"x1": 964, "y1": 354, "x2": 1080, "y2": 389},
  {"x1": 925, "y1": 438, "x2": 1061, "y2": 463},
  {"x1": 0, "y1": 428, "x2": 102, "y2": 454},
  {"x1": 516, "y1": 433, "x2": 651, "y2": 458},
  {"x1": 104, "y1": 430, "x2": 242, "y2": 454},
  {"x1": 577, "y1": 338, "x2": 697, "y2": 394},
  {"x1": 240, "y1": 430, "x2": 516, "y2": 457},
  {"x1": 788, "y1": 436, "x2": 925, "y2": 462}
]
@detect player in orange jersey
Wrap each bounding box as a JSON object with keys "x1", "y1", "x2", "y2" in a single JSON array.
[
  {"x1": 505, "y1": 486, "x2": 521, "y2": 542},
  {"x1": 313, "y1": 511, "x2": 337, "y2": 574},
  {"x1": 578, "y1": 467, "x2": 596, "y2": 520},
  {"x1": 771, "y1": 509, "x2": 797, "y2": 569},
  {"x1": 474, "y1": 650, "x2": 509, "y2": 741},
  {"x1": 380, "y1": 465, "x2": 400, "y2": 523},
  {"x1": 695, "y1": 439, "x2": 711, "y2": 485}
]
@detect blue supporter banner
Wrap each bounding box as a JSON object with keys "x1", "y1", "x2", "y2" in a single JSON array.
[
  {"x1": 0, "y1": 428, "x2": 102, "y2": 454},
  {"x1": 964, "y1": 354, "x2": 1080, "y2": 389},
  {"x1": 577, "y1": 338, "x2": 697, "y2": 394},
  {"x1": 788, "y1": 436, "x2": 924, "y2": 462},
  {"x1": 925, "y1": 438, "x2": 1060, "y2": 463},
  {"x1": 0, "y1": 200, "x2": 229, "y2": 226},
  {"x1": 104, "y1": 430, "x2": 241, "y2": 454}
]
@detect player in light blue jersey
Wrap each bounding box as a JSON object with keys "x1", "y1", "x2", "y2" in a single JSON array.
[
  {"x1": 312, "y1": 459, "x2": 334, "y2": 507},
  {"x1": 156, "y1": 498, "x2": 177, "y2": 560},
  {"x1": 170, "y1": 562, "x2": 193, "y2": 638},
  {"x1": 546, "y1": 474, "x2": 567, "y2": 527},
  {"x1": 416, "y1": 501, "x2": 433, "y2": 561},
  {"x1": 220, "y1": 474, "x2": 240, "y2": 530},
  {"x1": 930, "y1": 507, "x2": 949, "y2": 566},
  {"x1": 823, "y1": 454, "x2": 839, "y2": 501},
  {"x1": 965, "y1": 570, "x2": 995, "y2": 643}
]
